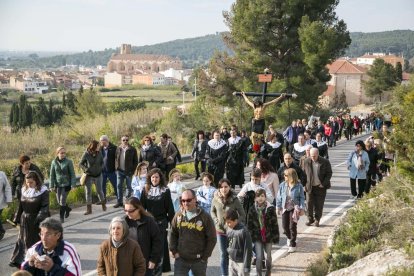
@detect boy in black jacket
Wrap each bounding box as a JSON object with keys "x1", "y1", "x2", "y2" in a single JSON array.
[{"x1": 225, "y1": 209, "x2": 252, "y2": 276}]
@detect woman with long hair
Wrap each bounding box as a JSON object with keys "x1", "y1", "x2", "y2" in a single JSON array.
[
  {"x1": 211, "y1": 178, "x2": 245, "y2": 276},
  {"x1": 255, "y1": 158, "x2": 279, "y2": 205},
  {"x1": 276, "y1": 168, "x2": 305, "y2": 253},
  {"x1": 10, "y1": 171, "x2": 50, "y2": 267},
  {"x1": 49, "y1": 146, "x2": 76, "y2": 223},
  {"x1": 124, "y1": 197, "x2": 162, "y2": 276},
  {"x1": 97, "y1": 216, "x2": 146, "y2": 276},
  {"x1": 140, "y1": 168, "x2": 174, "y2": 274},
  {"x1": 79, "y1": 140, "x2": 106, "y2": 215}
]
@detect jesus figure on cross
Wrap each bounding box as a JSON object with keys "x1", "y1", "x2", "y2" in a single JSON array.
[{"x1": 240, "y1": 91, "x2": 286, "y2": 145}]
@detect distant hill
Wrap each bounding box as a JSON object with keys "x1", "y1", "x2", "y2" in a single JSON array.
[
  {"x1": 0, "y1": 33, "x2": 230, "y2": 69},
  {"x1": 1, "y1": 30, "x2": 414, "y2": 69},
  {"x1": 345, "y1": 30, "x2": 414, "y2": 60}
]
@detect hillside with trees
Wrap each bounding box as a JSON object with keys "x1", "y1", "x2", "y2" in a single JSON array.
[
  {"x1": 345, "y1": 30, "x2": 414, "y2": 60},
  {"x1": 1, "y1": 30, "x2": 413, "y2": 70}
]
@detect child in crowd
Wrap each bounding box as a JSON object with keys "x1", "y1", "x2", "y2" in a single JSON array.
[
  {"x1": 131, "y1": 161, "x2": 148, "y2": 199},
  {"x1": 225, "y1": 209, "x2": 252, "y2": 276},
  {"x1": 247, "y1": 189, "x2": 279, "y2": 276},
  {"x1": 168, "y1": 168, "x2": 187, "y2": 212},
  {"x1": 196, "y1": 172, "x2": 216, "y2": 214}
]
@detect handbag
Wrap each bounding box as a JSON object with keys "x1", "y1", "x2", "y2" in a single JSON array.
[{"x1": 80, "y1": 173, "x2": 88, "y2": 186}]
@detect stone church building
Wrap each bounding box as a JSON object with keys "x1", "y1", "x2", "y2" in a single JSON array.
[{"x1": 107, "y1": 44, "x2": 182, "y2": 74}]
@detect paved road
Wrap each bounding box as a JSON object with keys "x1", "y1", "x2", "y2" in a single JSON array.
[{"x1": 0, "y1": 134, "x2": 368, "y2": 275}]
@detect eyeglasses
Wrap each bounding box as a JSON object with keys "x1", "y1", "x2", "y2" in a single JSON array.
[
  {"x1": 181, "y1": 198, "x2": 194, "y2": 203},
  {"x1": 124, "y1": 208, "x2": 137, "y2": 213},
  {"x1": 122, "y1": 139, "x2": 129, "y2": 142}
]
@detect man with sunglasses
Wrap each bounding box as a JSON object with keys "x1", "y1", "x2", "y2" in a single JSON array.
[
  {"x1": 170, "y1": 189, "x2": 216, "y2": 276},
  {"x1": 22, "y1": 217, "x2": 81, "y2": 275},
  {"x1": 114, "y1": 135, "x2": 138, "y2": 208}
]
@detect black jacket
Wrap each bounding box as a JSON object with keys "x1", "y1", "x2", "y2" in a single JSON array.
[
  {"x1": 277, "y1": 162, "x2": 307, "y2": 185},
  {"x1": 138, "y1": 144, "x2": 162, "y2": 170},
  {"x1": 191, "y1": 139, "x2": 208, "y2": 160},
  {"x1": 11, "y1": 164, "x2": 44, "y2": 199},
  {"x1": 125, "y1": 214, "x2": 162, "y2": 264},
  {"x1": 247, "y1": 203, "x2": 279, "y2": 244},
  {"x1": 101, "y1": 142, "x2": 117, "y2": 173}
]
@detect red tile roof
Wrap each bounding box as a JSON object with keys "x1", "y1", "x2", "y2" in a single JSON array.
[
  {"x1": 402, "y1": 72, "x2": 411, "y2": 81},
  {"x1": 328, "y1": 60, "x2": 366, "y2": 74}
]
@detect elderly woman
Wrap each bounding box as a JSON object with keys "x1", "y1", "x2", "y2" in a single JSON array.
[
  {"x1": 124, "y1": 197, "x2": 162, "y2": 276},
  {"x1": 10, "y1": 171, "x2": 50, "y2": 267},
  {"x1": 347, "y1": 140, "x2": 370, "y2": 199},
  {"x1": 79, "y1": 140, "x2": 105, "y2": 215},
  {"x1": 97, "y1": 216, "x2": 146, "y2": 276},
  {"x1": 50, "y1": 146, "x2": 77, "y2": 223}
]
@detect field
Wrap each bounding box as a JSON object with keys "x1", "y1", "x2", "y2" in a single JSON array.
[{"x1": 0, "y1": 87, "x2": 195, "y2": 126}]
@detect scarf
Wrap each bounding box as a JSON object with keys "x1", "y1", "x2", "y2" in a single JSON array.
[
  {"x1": 256, "y1": 203, "x2": 266, "y2": 242},
  {"x1": 357, "y1": 152, "x2": 364, "y2": 170},
  {"x1": 111, "y1": 238, "x2": 124, "y2": 248},
  {"x1": 142, "y1": 145, "x2": 150, "y2": 151}
]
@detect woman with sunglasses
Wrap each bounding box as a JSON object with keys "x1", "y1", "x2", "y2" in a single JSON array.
[
  {"x1": 124, "y1": 197, "x2": 162, "y2": 276},
  {"x1": 10, "y1": 171, "x2": 50, "y2": 268},
  {"x1": 140, "y1": 168, "x2": 174, "y2": 274}
]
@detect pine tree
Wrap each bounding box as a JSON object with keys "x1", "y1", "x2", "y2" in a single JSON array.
[
  {"x1": 33, "y1": 97, "x2": 50, "y2": 127},
  {"x1": 62, "y1": 93, "x2": 66, "y2": 107},
  {"x1": 66, "y1": 91, "x2": 77, "y2": 113},
  {"x1": 395, "y1": 62, "x2": 403, "y2": 82},
  {"x1": 48, "y1": 99, "x2": 54, "y2": 125}
]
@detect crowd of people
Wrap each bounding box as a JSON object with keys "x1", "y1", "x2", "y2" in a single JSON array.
[{"x1": 0, "y1": 111, "x2": 395, "y2": 276}]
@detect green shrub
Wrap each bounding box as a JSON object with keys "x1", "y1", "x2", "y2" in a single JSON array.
[{"x1": 307, "y1": 248, "x2": 330, "y2": 276}]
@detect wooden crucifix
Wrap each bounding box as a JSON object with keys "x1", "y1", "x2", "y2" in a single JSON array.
[{"x1": 233, "y1": 69, "x2": 297, "y2": 151}]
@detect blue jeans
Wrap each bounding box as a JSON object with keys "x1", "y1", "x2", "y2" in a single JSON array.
[
  {"x1": 254, "y1": 242, "x2": 272, "y2": 276},
  {"x1": 116, "y1": 170, "x2": 132, "y2": 204},
  {"x1": 102, "y1": 171, "x2": 117, "y2": 198},
  {"x1": 217, "y1": 234, "x2": 229, "y2": 276}
]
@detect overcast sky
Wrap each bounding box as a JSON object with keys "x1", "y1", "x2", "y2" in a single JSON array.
[{"x1": 0, "y1": 0, "x2": 413, "y2": 51}]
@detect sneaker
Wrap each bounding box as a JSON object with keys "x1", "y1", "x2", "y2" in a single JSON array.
[
  {"x1": 288, "y1": 246, "x2": 296, "y2": 253},
  {"x1": 350, "y1": 195, "x2": 357, "y2": 200},
  {"x1": 113, "y1": 203, "x2": 123, "y2": 208},
  {"x1": 286, "y1": 238, "x2": 291, "y2": 246}
]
